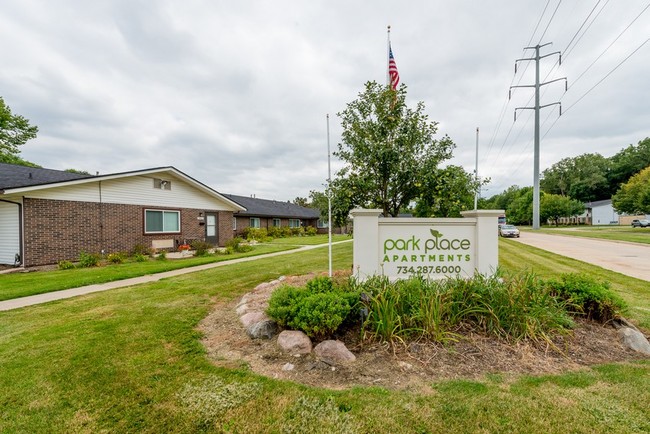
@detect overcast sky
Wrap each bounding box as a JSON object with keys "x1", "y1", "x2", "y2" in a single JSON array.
[{"x1": 2, "y1": 1, "x2": 648, "y2": 201}]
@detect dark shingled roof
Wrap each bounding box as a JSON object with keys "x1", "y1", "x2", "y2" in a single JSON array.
[
  {"x1": 224, "y1": 194, "x2": 320, "y2": 219},
  {"x1": 0, "y1": 162, "x2": 92, "y2": 190}
]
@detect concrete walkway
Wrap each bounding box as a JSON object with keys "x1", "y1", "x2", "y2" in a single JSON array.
[
  {"x1": 0, "y1": 240, "x2": 352, "y2": 312},
  {"x1": 512, "y1": 232, "x2": 650, "y2": 282}
]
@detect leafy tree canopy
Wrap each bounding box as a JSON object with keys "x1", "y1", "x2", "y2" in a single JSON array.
[
  {"x1": 540, "y1": 194, "x2": 585, "y2": 227},
  {"x1": 332, "y1": 81, "x2": 455, "y2": 217},
  {"x1": 414, "y1": 165, "x2": 488, "y2": 217},
  {"x1": 0, "y1": 97, "x2": 38, "y2": 164},
  {"x1": 612, "y1": 166, "x2": 650, "y2": 215},
  {"x1": 540, "y1": 153, "x2": 610, "y2": 202},
  {"x1": 608, "y1": 137, "x2": 650, "y2": 189}
]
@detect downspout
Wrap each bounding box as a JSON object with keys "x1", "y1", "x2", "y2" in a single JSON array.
[
  {"x1": 0, "y1": 198, "x2": 23, "y2": 267},
  {"x1": 99, "y1": 181, "x2": 104, "y2": 254}
]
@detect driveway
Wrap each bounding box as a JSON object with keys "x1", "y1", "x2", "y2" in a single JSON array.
[{"x1": 512, "y1": 232, "x2": 650, "y2": 282}]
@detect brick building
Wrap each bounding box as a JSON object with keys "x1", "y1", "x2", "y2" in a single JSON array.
[
  {"x1": 0, "y1": 163, "x2": 244, "y2": 267},
  {"x1": 223, "y1": 193, "x2": 321, "y2": 237}
]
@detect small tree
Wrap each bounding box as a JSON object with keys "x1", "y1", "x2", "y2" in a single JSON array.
[
  {"x1": 333, "y1": 81, "x2": 455, "y2": 217},
  {"x1": 540, "y1": 194, "x2": 585, "y2": 226},
  {"x1": 612, "y1": 166, "x2": 650, "y2": 215}
]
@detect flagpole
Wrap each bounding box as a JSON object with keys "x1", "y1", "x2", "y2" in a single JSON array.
[
  {"x1": 387, "y1": 25, "x2": 391, "y2": 86},
  {"x1": 326, "y1": 114, "x2": 332, "y2": 278}
]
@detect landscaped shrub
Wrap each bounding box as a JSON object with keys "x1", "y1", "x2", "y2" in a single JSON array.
[
  {"x1": 290, "y1": 227, "x2": 304, "y2": 237},
  {"x1": 267, "y1": 277, "x2": 360, "y2": 338},
  {"x1": 225, "y1": 237, "x2": 253, "y2": 254},
  {"x1": 243, "y1": 227, "x2": 268, "y2": 242},
  {"x1": 131, "y1": 244, "x2": 152, "y2": 256},
  {"x1": 78, "y1": 251, "x2": 100, "y2": 268},
  {"x1": 107, "y1": 252, "x2": 125, "y2": 264},
  {"x1": 547, "y1": 273, "x2": 627, "y2": 323},
  {"x1": 305, "y1": 226, "x2": 318, "y2": 236},
  {"x1": 133, "y1": 253, "x2": 148, "y2": 262},
  {"x1": 156, "y1": 251, "x2": 167, "y2": 261},
  {"x1": 267, "y1": 226, "x2": 282, "y2": 238},
  {"x1": 57, "y1": 260, "x2": 75, "y2": 270},
  {"x1": 190, "y1": 240, "x2": 212, "y2": 256}
]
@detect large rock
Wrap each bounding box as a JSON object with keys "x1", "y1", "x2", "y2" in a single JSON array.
[
  {"x1": 239, "y1": 311, "x2": 267, "y2": 328},
  {"x1": 246, "y1": 320, "x2": 278, "y2": 339},
  {"x1": 277, "y1": 330, "x2": 312, "y2": 355},
  {"x1": 313, "y1": 340, "x2": 356, "y2": 365},
  {"x1": 617, "y1": 327, "x2": 650, "y2": 356}
]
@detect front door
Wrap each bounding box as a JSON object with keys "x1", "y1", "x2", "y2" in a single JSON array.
[{"x1": 205, "y1": 213, "x2": 218, "y2": 245}]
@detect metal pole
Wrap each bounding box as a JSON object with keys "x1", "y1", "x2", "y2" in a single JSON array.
[
  {"x1": 474, "y1": 127, "x2": 479, "y2": 210},
  {"x1": 387, "y1": 25, "x2": 391, "y2": 86},
  {"x1": 327, "y1": 114, "x2": 332, "y2": 277},
  {"x1": 533, "y1": 45, "x2": 541, "y2": 230}
]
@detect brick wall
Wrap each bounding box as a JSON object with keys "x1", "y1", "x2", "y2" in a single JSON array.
[{"x1": 23, "y1": 198, "x2": 234, "y2": 267}]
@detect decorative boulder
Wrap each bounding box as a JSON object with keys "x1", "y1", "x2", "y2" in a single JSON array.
[
  {"x1": 246, "y1": 320, "x2": 278, "y2": 340},
  {"x1": 313, "y1": 340, "x2": 356, "y2": 365},
  {"x1": 239, "y1": 311, "x2": 267, "y2": 328},
  {"x1": 277, "y1": 330, "x2": 312, "y2": 355},
  {"x1": 618, "y1": 327, "x2": 650, "y2": 356}
]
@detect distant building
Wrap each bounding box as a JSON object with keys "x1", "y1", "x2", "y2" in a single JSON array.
[{"x1": 585, "y1": 199, "x2": 619, "y2": 225}]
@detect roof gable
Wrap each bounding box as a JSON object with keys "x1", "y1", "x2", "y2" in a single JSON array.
[{"x1": 225, "y1": 194, "x2": 320, "y2": 219}]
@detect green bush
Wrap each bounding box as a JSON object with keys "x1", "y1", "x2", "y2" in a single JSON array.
[
  {"x1": 267, "y1": 277, "x2": 360, "y2": 338},
  {"x1": 107, "y1": 252, "x2": 125, "y2": 264},
  {"x1": 190, "y1": 240, "x2": 212, "y2": 256},
  {"x1": 131, "y1": 244, "x2": 152, "y2": 256},
  {"x1": 78, "y1": 251, "x2": 100, "y2": 268},
  {"x1": 305, "y1": 275, "x2": 334, "y2": 293},
  {"x1": 133, "y1": 253, "x2": 148, "y2": 262},
  {"x1": 267, "y1": 226, "x2": 282, "y2": 238},
  {"x1": 280, "y1": 227, "x2": 292, "y2": 238},
  {"x1": 57, "y1": 260, "x2": 75, "y2": 270},
  {"x1": 243, "y1": 227, "x2": 268, "y2": 242},
  {"x1": 225, "y1": 237, "x2": 253, "y2": 254},
  {"x1": 156, "y1": 251, "x2": 167, "y2": 261},
  {"x1": 290, "y1": 227, "x2": 304, "y2": 237},
  {"x1": 547, "y1": 273, "x2": 627, "y2": 323},
  {"x1": 305, "y1": 226, "x2": 318, "y2": 236}
]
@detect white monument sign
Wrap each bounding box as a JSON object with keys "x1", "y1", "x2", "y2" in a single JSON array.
[{"x1": 351, "y1": 209, "x2": 504, "y2": 281}]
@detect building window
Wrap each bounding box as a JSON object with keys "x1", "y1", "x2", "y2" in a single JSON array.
[
  {"x1": 232, "y1": 216, "x2": 237, "y2": 231},
  {"x1": 272, "y1": 218, "x2": 281, "y2": 227},
  {"x1": 145, "y1": 209, "x2": 180, "y2": 233},
  {"x1": 250, "y1": 217, "x2": 261, "y2": 228},
  {"x1": 317, "y1": 219, "x2": 328, "y2": 228},
  {"x1": 289, "y1": 219, "x2": 301, "y2": 228}
]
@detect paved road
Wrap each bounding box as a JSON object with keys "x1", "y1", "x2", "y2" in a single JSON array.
[
  {"x1": 512, "y1": 232, "x2": 650, "y2": 282},
  {"x1": 0, "y1": 240, "x2": 352, "y2": 312}
]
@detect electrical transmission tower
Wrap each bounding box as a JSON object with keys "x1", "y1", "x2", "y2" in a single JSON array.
[{"x1": 510, "y1": 43, "x2": 567, "y2": 230}]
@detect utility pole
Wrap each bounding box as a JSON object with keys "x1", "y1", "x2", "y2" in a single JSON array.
[{"x1": 510, "y1": 43, "x2": 566, "y2": 230}]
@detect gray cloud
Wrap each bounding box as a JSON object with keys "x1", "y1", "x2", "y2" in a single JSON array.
[{"x1": 2, "y1": 0, "x2": 648, "y2": 201}]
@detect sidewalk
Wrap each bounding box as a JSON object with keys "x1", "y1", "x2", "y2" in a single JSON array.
[{"x1": 0, "y1": 240, "x2": 352, "y2": 312}]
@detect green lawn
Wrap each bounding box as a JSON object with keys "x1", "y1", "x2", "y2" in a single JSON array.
[
  {"x1": 0, "y1": 241, "x2": 648, "y2": 433},
  {"x1": 522, "y1": 225, "x2": 650, "y2": 245},
  {"x1": 0, "y1": 235, "x2": 350, "y2": 302},
  {"x1": 0, "y1": 244, "x2": 296, "y2": 302}
]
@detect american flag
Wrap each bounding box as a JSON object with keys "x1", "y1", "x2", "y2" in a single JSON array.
[{"x1": 388, "y1": 44, "x2": 400, "y2": 90}]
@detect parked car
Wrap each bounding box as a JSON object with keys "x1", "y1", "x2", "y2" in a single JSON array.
[
  {"x1": 631, "y1": 219, "x2": 650, "y2": 228},
  {"x1": 499, "y1": 224, "x2": 520, "y2": 238}
]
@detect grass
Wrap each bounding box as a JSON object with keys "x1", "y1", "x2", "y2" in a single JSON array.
[
  {"x1": 0, "y1": 243, "x2": 297, "y2": 301},
  {"x1": 522, "y1": 225, "x2": 650, "y2": 245},
  {"x1": 0, "y1": 240, "x2": 648, "y2": 432}
]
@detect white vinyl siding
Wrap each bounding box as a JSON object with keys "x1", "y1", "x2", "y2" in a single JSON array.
[
  {"x1": 145, "y1": 209, "x2": 180, "y2": 233},
  {"x1": 0, "y1": 201, "x2": 21, "y2": 265},
  {"x1": 20, "y1": 175, "x2": 237, "y2": 210}
]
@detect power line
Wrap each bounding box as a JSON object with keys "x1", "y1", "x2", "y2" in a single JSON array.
[{"x1": 536, "y1": 0, "x2": 563, "y2": 44}]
